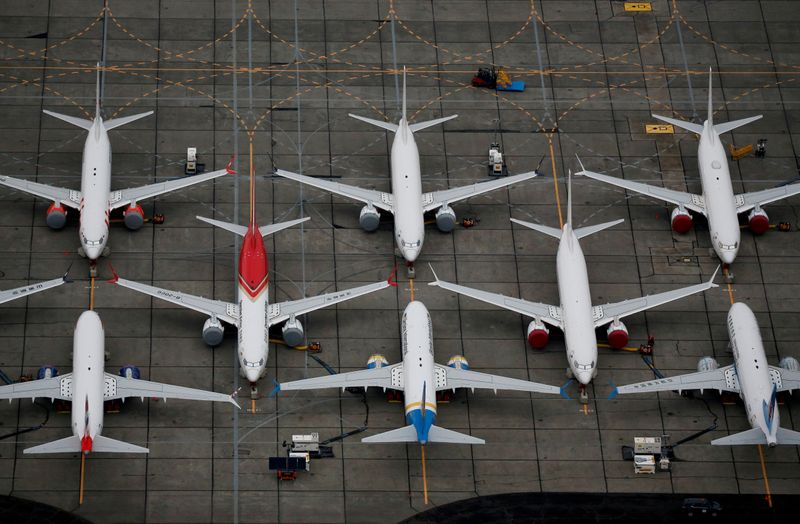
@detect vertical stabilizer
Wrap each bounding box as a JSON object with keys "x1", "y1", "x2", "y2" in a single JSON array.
[
  {"x1": 401, "y1": 66, "x2": 407, "y2": 122},
  {"x1": 95, "y1": 62, "x2": 102, "y2": 119},
  {"x1": 566, "y1": 170, "x2": 573, "y2": 228},
  {"x1": 706, "y1": 67, "x2": 713, "y2": 128}
]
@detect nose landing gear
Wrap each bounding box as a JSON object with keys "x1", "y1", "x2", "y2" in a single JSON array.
[{"x1": 578, "y1": 384, "x2": 589, "y2": 405}]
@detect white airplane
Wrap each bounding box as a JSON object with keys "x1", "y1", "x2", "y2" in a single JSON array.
[
  {"x1": 0, "y1": 310, "x2": 238, "y2": 454},
  {"x1": 611, "y1": 302, "x2": 800, "y2": 446},
  {"x1": 0, "y1": 64, "x2": 232, "y2": 262},
  {"x1": 277, "y1": 300, "x2": 563, "y2": 445},
  {"x1": 577, "y1": 70, "x2": 800, "y2": 265},
  {"x1": 112, "y1": 160, "x2": 392, "y2": 387},
  {"x1": 275, "y1": 68, "x2": 539, "y2": 264},
  {"x1": 429, "y1": 173, "x2": 719, "y2": 402},
  {"x1": 0, "y1": 271, "x2": 69, "y2": 306}
]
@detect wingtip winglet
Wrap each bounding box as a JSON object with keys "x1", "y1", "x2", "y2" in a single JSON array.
[
  {"x1": 269, "y1": 380, "x2": 281, "y2": 398},
  {"x1": 106, "y1": 263, "x2": 119, "y2": 284},
  {"x1": 607, "y1": 384, "x2": 619, "y2": 401},
  {"x1": 226, "y1": 155, "x2": 236, "y2": 175},
  {"x1": 427, "y1": 263, "x2": 440, "y2": 285},
  {"x1": 388, "y1": 265, "x2": 398, "y2": 287},
  {"x1": 62, "y1": 262, "x2": 74, "y2": 284},
  {"x1": 574, "y1": 154, "x2": 586, "y2": 174},
  {"x1": 559, "y1": 381, "x2": 572, "y2": 400}
]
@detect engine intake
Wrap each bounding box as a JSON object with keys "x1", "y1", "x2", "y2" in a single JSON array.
[
  {"x1": 435, "y1": 205, "x2": 457, "y2": 232},
  {"x1": 367, "y1": 354, "x2": 389, "y2": 369},
  {"x1": 282, "y1": 317, "x2": 305, "y2": 347},
  {"x1": 447, "y1": 355, "x2": 470, "y2": 370},
  {"x1": 359, "y1": 205, "x2": 380, "y2": 232},
  {"x1": 202, "y1": 317, "x2": 225, "y2": 346},
  {"x1": 37, "y1": 366, "x2": 58, "y2": 380},
  {"x1": 748, "y1": 208, "x2": 769, "y2": 235},
  {"x1": 118, "y1": 366, "x2": 141, "y2": 379},
  {"x1": 526, "y1": 320, "x2": 549, "y2": 349},
  {"x1": 697, "y1": 356, "x2": 719, "y2": 372},
  {"x1": 606, "y1": 321, "x2": 629, "y2": 349},
  {"x1": 779, "y1": 356, "x2": 799, "y2": 372},
  {"x1": 671, "y1": 207, "x2": 693, "y2": 234},
  {"x1": 46, "y1": 203, "x2": 67, "y2": 230},
  {"x1": 124, "y1": 204, "x2": 145, "y2": 231}
]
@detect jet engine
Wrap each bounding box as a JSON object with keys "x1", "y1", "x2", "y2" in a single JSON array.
[
  {"x1": 118, "y1": 366, "x2": 141, "y2": 379},
  {"x1": 282, "y1": 316, "x2": 304, "y2": 347},
  {"x1": 779, "y1": 356, "x2": 799, "y2": 372},
  {"x1": 526, "y1": 320, "x2": 549, "y2": 349},
  {"x1": 447, "y1": 355, "x2": 470, "y2": 370},
  {"x1": 46, "y1": 203, "x2": 67, "y2": 230},
  {"x1": 124, "y1": 204, "x2": 145, "y2": 230},
  {"x1": 202, "y1": 317, "x2": 225, "y2": 346},
  {"x1": 435, "y1": 205, "x2": 457, "y2": 232},
  {"x1": 36, "y1": 366, "x2": 58, "y2": 380},
  {"x1": 367, "y1": 354, "x2": 389, "y2": 369},
  {"x1": 748, "y1": 208, "x2": 769, "y2": 235},
  {"x1": 697, "y1": 356, "x2": 719, "y2": 372},
  {"x1": 359, "y1": 205, "x2": 380, "y2": 232},
  {"x1": 671, "y1": 207, "x2": 693, "y2": 233},
  {"x1": 606, "y1": 321, "x2": 629, "y2": 349}
]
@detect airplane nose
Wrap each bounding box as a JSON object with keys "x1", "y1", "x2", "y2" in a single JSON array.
[
  {"x1": 576, "y1": 370, "x2": 593, "y2": 385},
  {"x1": 245, "y1": 368, "x2": 262, "y2": 384},
  {"x1": 85, "y1": 246, "x2": 102, "y2": 260},
  {"x1": 403, "y1": 248, "x2": 419, "y2": 262},
  {"x1": 719, "y1": 250, "x2": 736, "y2": 265}
]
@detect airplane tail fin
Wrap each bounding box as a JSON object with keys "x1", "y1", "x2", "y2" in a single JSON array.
[
  {"x1": 651, "y1": 113, "x2": 704, "y2": 135},
  {"x1": 566, "y1": 169, "x2": 573, "y2": 227},
  {"x1": 776, "y1": 427, "x2": 800, "y2": 445},
  {"x1": 348, "y1": 113, "x2": 399, "y2": 133},
  {"x1": 711, "y1": 427, "x2": 767, "y2": 446},
  {"x1": 713, "y1": 115, "x2": 763, "y2": 135},
  {"x1": 90, "y1": 435, "x2": 149, "y2": 453},
  {"x1": 510, "y1": 217, "x2": 562, "y2": 239},
  {"x1": 707, "y1": 67, "x2": 713, "y2": 128},
  {"x1": 42, "y1": 110, "x2": 93, "y2": 131},
  {"x1": 197, "y1": 216, "x2": 310, "y2": 238},
  {"x1": 23, "y1": 435, "x2": 82, "y2": 454},
  {"x1": 573, "y1": 219, "x2": 625, "y2": 240},
  {"x1": 402, "y1": 65, "x2": 407, "y2": 122},
  {"x1": 362, "y1": 424, "x2": 419, "y2": 443},
  {"x1": 427, "y1": 425, "x2": 485, "y2": 445},
  {"x1": 763, "y1": 384, "x2": 778, "y2": 432},
  {"x1": 103, "y1": 111, "x2": 153, "y2": 131}
]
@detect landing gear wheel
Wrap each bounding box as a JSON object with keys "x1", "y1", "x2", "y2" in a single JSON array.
[
  {"x1": 407, "y1": 261, "x2": 416, "y2": 279},
  {"x1": 78, "y1": 247, "x2": 86, "y2": 259},
  {"x1": 565, "y1": 367, "x2": 574, "y2": 379},
  {"x1": 89, "y1": 261, "x2": 98, "y2": 279},
  {"x1": 578, "y1": 384, "x2": 588, "y2": 405},
  {"x1": 723, "y1": 263, "x2": 734, "y2": 283},
  {"x1": 102, "y1": 246, "x2": 111, "y2": 257},
  {"x1": 250, "y1": 384, "x2": 259, "y2": 400}
]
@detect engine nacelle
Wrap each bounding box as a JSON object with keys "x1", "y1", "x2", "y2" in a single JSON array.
[
  {"x1": 671, "y1": 207, "x2": 693, "y2": 234},
  {"x1": 447, "y1": 355, "x2": 470, "y2": 370},
  {"x1": 526, "y1": 320, "x2": 550, "y2": 349},
  {"x1": 697, "y1": 356, "x2": 719, "y2": 373},
  {"x1": 282, "y1": 317, "x2": 305, "y2": 347},
  {"x1": 36, "y1": 366, "x2": 58, "y2": 380},
  {"x1": 359, "y1": 205, "x2": 380, "y2": 232},
  {"x1": 367, "y1": 354, "x2": 389, "y2": 369},
  {"x1": 606, "y1": 321, "x2": 629, "y2": 349},
  {"x1": 202, "y1": 317, "x2": 225, "y2": 346},
  {"x1": 118, "y1": 366, "x2": 141, "y2": 379},
  {"x1": 124, "y1": 204, "x2": 145, "y2": 231},
  {"x1": 779, "y1": 356, "x2": 800, "y2": 372},
  {"x1": 46, "y1": 202, "x2": 67, "y2": 230},
  {"x1": 748, "y1": 208, "x2": 769, "y2": 235},
  {"x1": 435, "y1": 205, "x2": 457, "y2": 233}
]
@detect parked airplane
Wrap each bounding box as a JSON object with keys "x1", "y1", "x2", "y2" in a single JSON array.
[
  {"x1": 429, "y1": 173, "x2": 719, "y2": 403},
  {"x1": 0, "y1": 310, "x2": 237, "y2": 454},
  {"x1": 277, "y1": 300, "x2": 563, "y2": 445},
  {"x1": 112, "y1": 151, "x2": 392, "y2": 389},
  {"x1": 0, "y1": 64, "x2": 232, "y2": 263},
  {"x1": 577, "y1": 70, "x2": 800, "y2": 265},
  {"x1": 611, "y1": 302, "x2": 800, "y2": 446},
  {"x1": 0, "y1": 271, "x2": 69, "y2": 306},
  {"x1": 275, "y1": 67, "x2": 538, "y2": 264}
]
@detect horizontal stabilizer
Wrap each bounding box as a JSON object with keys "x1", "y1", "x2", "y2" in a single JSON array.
[
  {"x1": 776, "y1": 427, "x2": 800, "y2": 445},
  {"x1": 24, "y1": 435, "x2": 81, "y2": 454},
  {"x1": 362, "y1": 425, "x2": 418, "y2": 443},
  {"x1": 103, "y1": 111, "x2": 153, "y2": 131},
  {"x1": 510, "y1": 217, "x2": 562, "y2": 239},
  {"x1": 348, "y1": 113, "x2": 399, "y2": 133},
  {"x1": 259, "y1": 217, "x2": 311, "y2": 237},
  {"x1": 408, "y1": 114, "x2": 458, "y2": 133},
  {"x1": 91, "y1": 435, "x2": 149, "y2": 453},
  {"x1": 196, "y1": 216, "x2": 248, "y2": 236},
  {"x1": 427, "y1": 425, "x2": 485, "y2": 445},
  {"x1": 42, "y1": 110, "x2": 93, "y2": 131},
  {"x1": 711, "y1": 427, "x2": 766, "y2": 446},
  {"x1": 714, "y1": 115, "x2": 763, "y2": 136},
  {"x1": 652, "y1": 113, "x2": 704, "y2": 135},
  {"x1": 573, "y1": 218, "x2": 625, "y2": 240}
]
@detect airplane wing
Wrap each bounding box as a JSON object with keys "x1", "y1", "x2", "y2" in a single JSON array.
[
  {"x1": 267, "y1": 281, "x2": 390, "y2": 326},
  {"x1": 429, "y1": 276, "x2": 562, "y2": 329},
  {"x1": 108, "y1": 167, "x2": 231, "y2": 211},
  {"x1": 612, "y1": 364, "x2": 739, "y2": 397},
  {"x1": 113, "y1": 276, "x2": 239, "y2": 326},
  {"x1": 278, "y1": 363, "x2": 402, "y2": 392},
  {"x1": 592, "y1": 268, "x2": 719, "y2": 328},
  {"x1": 0, "y1": 175, "x2": 81, "y2": 209},
  {"x1": 734, "y1": 183, "x2": 800, "y2": 214},
  {"x1": 576, "y1": 168, "x2": 705, "y2": 215},
  {"x1": 0, "y1": 374, "x2": 73, "y2": 401},
  {"x1": 275, "y1": 169, "x2": 393, "y2": 213},
  {"x1": 104, "y1": 373, "x2": 239, "y2": 407},
  {"x1": 0, "y1": 275, "x2": 68, "y2": 306},
  {"x1": 421, "y1": 171, "x2": 538, "y2": 212},
  {"x1": 437, "y1": 365, "x2": 561, "y2": 395},
  {"x1": 772, "y1": 366, "x2": 800, "y2": 392}
]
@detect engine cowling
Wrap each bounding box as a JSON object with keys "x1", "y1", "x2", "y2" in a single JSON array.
[
  {"x1": 526, "y1": 320, "x2": 549, "y2": 349},
  {"x1": 748, "y1": 208, "x2": 769, "y2": 235},
  {"x1": 367, "y1": 354, "x2": 389, "y2": 369},
  {"x1": 671, "y1": 207, "x2": 693, "y2": 233},
  {"x1": 780, "y1": 356, "x2": 799, "y2": 372},
  {"x1": 46, "y1": 202, "x2": 67, "y2": 230},
  {"x1": 606, "y1": 321, "x2": 629, "y2": 349},
  {"x1": 37, "y1": 366, "x2": 58, "y2": 380},
  {"x1": 202, "y1": 317, "x2": 225, "y2": 346},
  {"x1": 118, "y1": 366, "x2": 141, "y2": 379},
  {"x1": 359, "y1": 205, "x2": 380, "y2": 232},
  {"x1": 447, "y1": 355, "x2": 470, "y2": 370},
  {"x1": 124, "y1": 204, "x2": 145, "y2": 231},
  {"x1": 697, "y1": 356, "x2": 719, "y2": 372},
  {"x1": 282, "y1": 317, "x2": 305, "y2": 347},
  {"x1": 435, "y1": 205, "x2": 457, "y2": 232}
]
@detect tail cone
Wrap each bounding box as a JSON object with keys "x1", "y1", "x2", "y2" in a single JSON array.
[{"x1": 80, "y1": 435, "x2": 93, "y2": 454}]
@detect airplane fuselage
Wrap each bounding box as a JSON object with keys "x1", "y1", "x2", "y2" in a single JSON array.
[
  {"x1": 697, "y1": 123, "x2": 741, "y2": 264},
  {"x1": 390, "y1": 119, "x2": 425, "y2": 262},
  {"x1": 237, "y1": 224, "x2": 271, "y2": 383},
  {"x1": 78, "y1": 118, "x2": 112, "y2": 260},
  {"x1": 402, "y1": 301, "x2": 437, "y2": 443},
  {"x1": 71, "y1": 310, "x2": 106, "y2": 452},
  {"x1": 728, "y1": 302, "x2": 779, "y2": 445},
  {"x1": 556, "y1": 225, "x2": 598, "y2": 385}
]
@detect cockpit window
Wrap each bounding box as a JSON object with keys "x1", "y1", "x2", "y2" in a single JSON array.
[
  {"x1": 243, "y1": 358, "x2": 265, "y2": 368},
  {"x1": 402, "y1": 240, "x2": 421, "y2": 248}
]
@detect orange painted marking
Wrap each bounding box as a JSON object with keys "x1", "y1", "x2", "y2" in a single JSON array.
[
  {"x1": 79, "y1": 452, "x2": 86, "y2": 505},
  {"x1": 547, "y1": 135, "x2": 564, "y2": 228},
  {"x1": 409, "y1": 278, "x2": 415, "y2": 302},
  {"x1": 89, "y1": 277, "x2": 95, "y2": 311},
  {"x1": 421, "y1": 444, "x2": 429, "y2": 505},
  {"x1": 757, "y1": 444, "x2": 773, "y2": 508}
]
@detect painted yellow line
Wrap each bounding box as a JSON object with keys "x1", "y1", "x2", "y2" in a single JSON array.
[
  {"x1": 757, "y1": 444, "x2": 773, "y2": 508},
  {"x1": 89, "y1": 276, "x2": 95, "y2": 311},
  {"x1": 421, "y1": 444, "x2": 429, "y2": 505},
  {"x1": 79, "y1": 452, "x2": 86, "y2": 505},
  {"x1": 547, "y1": 135, "x2": 564, "y2": 228},
  {"x1": 409, "y1": 278, "x2": 415, "y2": 302}
]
